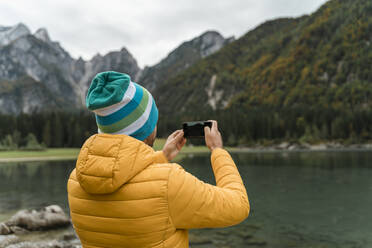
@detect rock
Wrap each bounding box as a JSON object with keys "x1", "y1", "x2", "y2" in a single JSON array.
[
  {"x1": 288, "y1": 144, "x2": 299, "y2": 151},
  {"x1": 310, "y1": 144, "x2": 328, "y2": 150},
  {"x1": 5, "y1": 242, "x2": 37, "y2": 248},
  {"x1": 9, "y1": 226, "x2": 29, "y2": 235},
  {"x1": 0, "y1": 23, "x2": 140, "y2": 115},
  {"x1": 6, "y1": 205, "x2": 70, "y2": 231},
  {"x1": 34, "y1": 28, "x2": 51, "y2": 43},
  {"x1": 0, "y1": 234, "x2": 19, "y2": 248},
  {"x1": 327, "y1": 142, "x2": 341, "y2": 149},
  {"x1": 238, "y1": 232, "x2": 253, "y2": 240},
  {"x1": 350, "y1": 144, "x2": 362, "y2": 149},
  {"x1": 6, "y1": 241, "x2": 54, "y2": 248},
  {"x1": 277, "y1": 142, "x2": 290, "y2": 149},
  {"x1": 189, "y1": 233, "x2": 213, "y2": 245},
  {"x1": 4, "y1": 235, "x2": 81, "y2": 248},
  {"x1": 301, "y1": 143, "x2": 311, "y2": 149},
  {"x1": 363, "y1": 143, "x2": 372, "y2": 149},
  {"x1": 0, "y1": 23, "x2": 30, "y2": 46},
  {"x1": 62, "y1": 233, "x2": 78, "y2": 241},
  {"x1": 216, "y1": 229, "x2": 230, "y2": 236},
  {"x1": 77, "y1": 48, "x2": 141, "y2": 104},
  {"x1": 0, "y1": 222, "x2": 11, "y2": 235},
  {"x1": 245, "y1": 237, "x2": 267, "y2": 246},
  {"x1": 138, "y1": 31, "x2": 232, "y2": 92},
  {"x1": 45, "y1": 205, "x2": 65, "y2": 214}
]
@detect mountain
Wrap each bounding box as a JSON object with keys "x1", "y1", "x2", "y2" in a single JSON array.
[
  {"x1": 154, "y1": 0, "x2": 372, "y2": 142},
  {"x1": 138, "y1": 31, "x2": 234, "y2": 92},
  {"x1": 0, "y1": 24, "x2": 140, "y2": 114},
  {"x1": 1, "y1": 0, "x2": 371, "y2": 145},
  {"x1": 0, "y1": 23, "x2": 81, "y2": 114},
  {"x1": 76, "y1": 48, "x2": 140, "y2": 104},
  {"x1": 0, "y1": 23, "x2": 30, "y2": 46},
  {"x1": 0, "y1": 24, "x2": 229, "y2": 114}
]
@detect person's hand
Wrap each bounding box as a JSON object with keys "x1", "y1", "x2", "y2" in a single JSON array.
[
  {"x1": 162, "y1": 130, "x2": 187, "y2": 161},
  {"x1": 204, "y1": 120, "x2": 223, "y2": 151}
]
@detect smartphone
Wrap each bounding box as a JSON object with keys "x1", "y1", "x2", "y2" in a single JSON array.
[{"x1": 182, "y1": 121, "x2": 212, "y2": 138}]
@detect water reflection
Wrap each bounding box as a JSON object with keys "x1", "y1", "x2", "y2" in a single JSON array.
[
  {"x1": 0, "y1": 151, "x2": 371, "y2": 247},
  {"x1": 181, "y1": 151, "x2": 372, "y2": 247},
  {"x1": 0, "y1": 161, "x2": 75, "y2": 216}
]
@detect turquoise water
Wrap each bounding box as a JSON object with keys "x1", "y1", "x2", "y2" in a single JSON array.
[{"x1": 0, "y1": 151, "x2": 371, "y2": 247}]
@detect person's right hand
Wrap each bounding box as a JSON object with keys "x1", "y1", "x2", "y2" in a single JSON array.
[
  {"x1": 204, "y1": 120, "x2": 223, "y2": 151},
  {"x1": 162, "y1": 130, "x2": 187, "y2": 161}
]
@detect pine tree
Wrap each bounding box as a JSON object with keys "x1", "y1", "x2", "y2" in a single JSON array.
[
  {"x1": 53, "y1": 113, "x2": 64, "y2": 147},
  {"x1": 72, "y1": 122, "x2": 82, "y2": 147},
  {"x1": 42, "y1": 121, "x2": 52, "y2": 147}
]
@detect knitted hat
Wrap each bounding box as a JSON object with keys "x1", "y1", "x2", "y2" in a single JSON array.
[{"x1": 86, "y1": 71, "x2": 158, "y2": 141}]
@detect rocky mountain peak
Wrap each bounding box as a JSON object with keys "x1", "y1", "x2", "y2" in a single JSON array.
[
  {"x1": 0, "y1": 23, "x2": 31, "y2": 46},
  {"x1": 0, "y1": 23, "x2": 229, "y2": 115},
  {"x1": 0, "y1": 26, "x2": 11, "y2": 32},
  {"x1": 138, "y1": 30, "x2": 232, "y2": 92},
  {"x1": 34, "y1": 28, "x2": 51, "y2": 43},
  {"x1": 120, "y1": 47, "x2": 130, "y2": 53},
  {"x1": 197, "y1": 30, "x2": 224, "y2": 43},
  {"x1": 194, "y1": 30, "x2": 235, "y2": 58},
  {"x1": 90, "y1": 53, "x2": 103, "y2": 62},
  {"x1": 76, "y1": 47, "x2": 141, "y2": 103}
]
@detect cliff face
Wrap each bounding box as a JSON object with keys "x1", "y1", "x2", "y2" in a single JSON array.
[
  {"x1": 0, "y1": 23, "x2": 230, "y2": 114},
  {"x1": 0, "y1": 23, "x2": 30, "y2": 47},
  {"x1": 138, "y1": 31, "x2": 234, "y2": 92},
  {"x1": 0, "y1": 24, "x2": 80, "y2": 114},
  {"x1": 0, "y1": 24, "x2": 140, "y2": 114},
  {"x1": 76, "y1": 48, "x2": 140, "y2": 105},
  {"x1": 154, "y1": 0, "x2": 372, "y2": 116}
]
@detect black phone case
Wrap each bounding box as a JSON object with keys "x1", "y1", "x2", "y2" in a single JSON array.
[{"x1": 182, "y1": 121, "x2": 212, "y2": 138}]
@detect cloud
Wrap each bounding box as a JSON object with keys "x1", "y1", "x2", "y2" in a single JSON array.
[{"x1": 0, "y1": 0, "x2": 327, "y2": 67}]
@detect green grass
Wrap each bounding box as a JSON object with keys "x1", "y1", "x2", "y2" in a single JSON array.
[
  {"x1": 0, "y1": 139, "x2": 223, "y2": 161},
  {"x1": 153, "y1": 138, "x2": 210, "y2": 153},
  {"x1": 0, "y1": 148, "x2": 80, "y2": 159}
]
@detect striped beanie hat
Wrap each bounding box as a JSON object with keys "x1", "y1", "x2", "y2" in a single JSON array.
[{"x1": 86, "y1": 71, "x2": 158, "y2": 141}]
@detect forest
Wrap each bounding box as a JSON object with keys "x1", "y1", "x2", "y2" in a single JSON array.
[
  {"x1": 153, "y1": 0, "x2": 372, "y2": 146},
  {"x1": 0, "y1": 104, "x2": 371, "y2": 149},
  {"x1": 0, "y1": 0, "x2": 371, "y2": 149}
]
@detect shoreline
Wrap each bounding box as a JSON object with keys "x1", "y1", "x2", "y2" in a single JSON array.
[
  {"x1": 227, "y1": 142, "x2": 372, "y2": 153},
  {"x1": 0, "y1": 143, "x2": 371, "y2": 163},
  {"x1": 0, "y1": 156, "x2": 77, "y2": 163},
  {"x1": 227, "y1": 147, "x2": 372, "y2": 153}
]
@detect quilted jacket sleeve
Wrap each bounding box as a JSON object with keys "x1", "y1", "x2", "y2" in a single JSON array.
[{"x1": 167, "y1": 148, "x2": 249, "y2": 229}]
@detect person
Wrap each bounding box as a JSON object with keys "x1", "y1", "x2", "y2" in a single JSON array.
[{"x1": 67, "y1": 71, "x2": 250, "y2": 248}]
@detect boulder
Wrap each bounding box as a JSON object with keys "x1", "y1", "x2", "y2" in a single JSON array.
[
  {"x1": 9, "y1": 226, "x2": 29, "y2": 235},
  {"x1": 0, "y1": 222, "x2": 11, "y2": 235},
  {"x1": 288, "y1": 144, "x2": 300, "y2": 151},
  {"x1": 5, "y1": 240, "x2": 81, "y2": 248},
  {"x1": 5, "y1": 205, "x2": 70, "y2": 231},
  {"x1": 363, "y1": 143, "x2": 372, "y2": 149},
  {"x1": 0, "y1": 235, "x2": 19, "y2": 248},
  {"x1": 310, "y1": 144, "x2": 328, "y2": 150},
  {"x1": 189, "y1": 233, "x2": 213, "y2": 245},
  {"x1": 246, "y1": 237, "x2": 267, "y2": 246},
  {"x1": 277, "y1": 142, "x2": 290, "y2": 149}
]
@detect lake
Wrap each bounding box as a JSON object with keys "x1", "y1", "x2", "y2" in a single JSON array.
[{"x1": 0, "y1": 150, "x2": 371, "y2": 248}]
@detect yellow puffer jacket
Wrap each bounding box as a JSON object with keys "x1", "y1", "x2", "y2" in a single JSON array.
[{"x1": 67, "y1": 133, "x2": 249, "y2": 248}]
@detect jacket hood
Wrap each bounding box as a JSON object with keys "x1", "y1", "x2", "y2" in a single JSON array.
[{"x1": 75, "y1": 134, "x2": 161, "y2": 194}]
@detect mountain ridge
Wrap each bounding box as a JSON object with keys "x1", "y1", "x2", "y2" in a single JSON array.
[
  {"x1": 137, "y1": 30, "x2": 234, "y2": 91},
  {"x1": 153, "y1": 0, "x2": 372, "y2": 143},
  {"x1": 0, "y1": 0, "x2": 371, "y2": 145},
  {"x1": 0, "y1": 24, "x2": 230, "y2": 114},
  {"x1": 157, "y1": 0, "x2": 371, "y2": 112}
]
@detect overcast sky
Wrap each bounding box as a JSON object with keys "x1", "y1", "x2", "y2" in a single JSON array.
[{"x1": 0, "y1": 0, "x2": 327, "y2": 67}]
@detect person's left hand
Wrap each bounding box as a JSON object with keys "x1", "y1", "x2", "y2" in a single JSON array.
[{"x1": 162, "y1": 130, "x2": 187, "y2": 161}]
